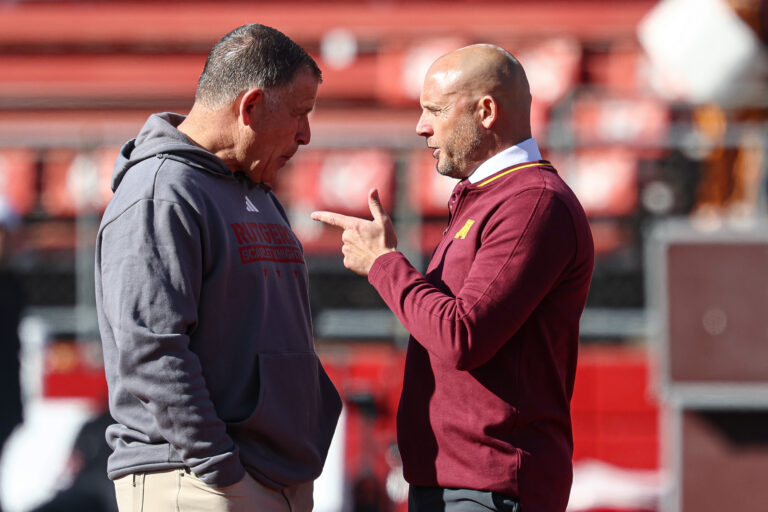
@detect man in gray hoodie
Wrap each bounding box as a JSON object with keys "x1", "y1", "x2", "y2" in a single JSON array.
[{"x1": 94, "y1": 24, "x2": 342, "y2": 512}]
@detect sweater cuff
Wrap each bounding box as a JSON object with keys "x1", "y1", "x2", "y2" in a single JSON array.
[
  {"x1": 368, "y1": 251, "x2": 404, "y2": 286},
  {"x1": 193, "y1": 449, "x2": 246, "y2": 488}
]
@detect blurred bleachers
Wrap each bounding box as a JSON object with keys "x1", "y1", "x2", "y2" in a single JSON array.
[
  {"x1": 1, "y1": 1, "x2": 767, "y2": 511},
  {"x1": 0, "y1": 0, "x2": 677, "y2": 340}
]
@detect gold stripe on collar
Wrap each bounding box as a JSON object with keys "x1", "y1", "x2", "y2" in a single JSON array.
[{"x1": 477, "y1": 161, "x2": 554, "y2": 187}]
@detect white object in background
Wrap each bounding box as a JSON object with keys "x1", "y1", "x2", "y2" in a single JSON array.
[
  {"x1": 321, "y1": 28, "x2": 358, "y2": 70},
  {"x1": 17, "y1": 315, "x2": 49, "y2": 405},
  {"x1": 313, "y1": 408, "x2": 345, "y2": 512},
  {"x1": 567, "y1": 459, "x2": 667, "y2": 512},
  {"x1": 638, "y1": 0, "x2": 766, "y2": 106},
  {"x1": 0, "y1": 398, "x2": 95, "y2": 512}
]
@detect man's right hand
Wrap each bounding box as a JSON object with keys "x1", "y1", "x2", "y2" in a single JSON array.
[{"x1": 311, "y1": 188, "x2": 397, "y2": 276}]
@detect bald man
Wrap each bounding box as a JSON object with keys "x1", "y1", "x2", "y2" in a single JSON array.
[{"x1": 313, "y1": 44, "x2": 594, "y2": 512}]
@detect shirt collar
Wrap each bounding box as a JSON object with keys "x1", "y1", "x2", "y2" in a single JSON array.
[{"x1": 467, "y1": 137, "x2": 542, "y2": 184}]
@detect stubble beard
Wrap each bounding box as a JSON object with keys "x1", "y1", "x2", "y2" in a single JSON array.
[{"x1": 436, "y1": 116, "x2": 483, "y2": 179}]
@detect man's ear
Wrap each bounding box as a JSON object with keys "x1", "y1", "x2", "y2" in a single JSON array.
[
  {"x1": 238, "y1": 88, "x2": 264, "y2": 126},
  {"x1": 478, "y1": 95, "x2": 497, "y2": 129}
]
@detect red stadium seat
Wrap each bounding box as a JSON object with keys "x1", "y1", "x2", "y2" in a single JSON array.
[
  {"x1": 277, "y1": 148, "x2": 396, "y2": 253},
  {"x1": 570, "y1": 93, "x2": 670, "y2": 150},
  {"x1": 552, "y1": 148, "x2": 639, "y2": 218},
  {"x1": 0, "y1": 148, "x2": 37, "y2": 215},
  {"x1": 40, "y1": 147, "x2": 118, "y2": 217},
  {"x1": 406, "y1": 149, "x2": 456, "y2": 218}
]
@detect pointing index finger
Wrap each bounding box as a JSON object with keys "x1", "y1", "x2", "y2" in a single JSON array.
[{"x1": 311, "y1": 211, "x2": 355, "y2": 230}]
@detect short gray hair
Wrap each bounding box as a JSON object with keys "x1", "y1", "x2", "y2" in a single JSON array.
[{"x1": 195, "y1": 24, "x2": 321, "y2": 108}]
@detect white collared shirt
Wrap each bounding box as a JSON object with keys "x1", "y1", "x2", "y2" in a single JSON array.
[{"x1": 467, "y1": 138, "x2": 542, "y2": 184}]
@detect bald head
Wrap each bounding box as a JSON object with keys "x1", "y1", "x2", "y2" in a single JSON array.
[
  {"x1": 434, "y1": 45, "x2": 527, "y2": 92},
  {"x1": 426, "y1": 44, "x2": 532, "y2": 142},
  {"x1": 416, "y1": 44, "x2": 533, "y2": 178}
]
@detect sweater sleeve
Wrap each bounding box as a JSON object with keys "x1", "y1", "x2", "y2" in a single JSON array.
[
  {"x1": 99, "y1": 198, "x2": 244, "y2": 486},
  {"x1": 368, "y1": 187, "x2": 577, "y2": 371}
]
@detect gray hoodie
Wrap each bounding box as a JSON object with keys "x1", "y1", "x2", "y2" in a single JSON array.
[{"x1": 95, "y1": 113, "x2": 341, "y2": 489}]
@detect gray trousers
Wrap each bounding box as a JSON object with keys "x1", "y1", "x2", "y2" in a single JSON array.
[{"x1": 409, "y1": 486, "x2": 520, "y2": 512}]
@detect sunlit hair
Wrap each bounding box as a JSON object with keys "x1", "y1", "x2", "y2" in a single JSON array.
[{"x1": 195, "y1": 23, "x2": 321, "y2": 108}]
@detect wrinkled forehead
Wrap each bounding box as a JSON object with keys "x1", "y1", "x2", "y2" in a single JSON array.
[
  {"x1": 420, "y1": 66, "x2": 465, "y2": 103},
  {"x1": 427, "y1": 67, "x2": 463, "y2": 87},
  {"x1": 267, "y1": 68, "x2": 320, "y2": 106}
]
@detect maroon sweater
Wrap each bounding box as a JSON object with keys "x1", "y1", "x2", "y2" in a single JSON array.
[{"x1": 368, "y1": 161, "x2": 594, "y2": 512}]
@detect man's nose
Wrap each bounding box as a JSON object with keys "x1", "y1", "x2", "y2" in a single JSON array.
[
  {"x1": 297, "y1": 117, "x2": 311, "y2": 145},
  {"x1": 416, "y1": 114, "x2": 432, "y2": 137}
]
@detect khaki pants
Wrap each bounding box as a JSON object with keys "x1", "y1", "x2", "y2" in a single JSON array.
[{"x1": 114, "y1": 468, "x2": 313, "y2": 512}]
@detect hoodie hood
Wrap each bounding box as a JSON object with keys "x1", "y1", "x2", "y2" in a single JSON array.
[{"x1": 112, "y1": 112, "x2": 233, "y2": 192}]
